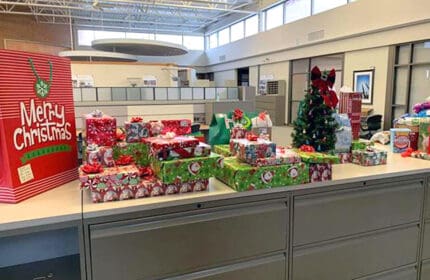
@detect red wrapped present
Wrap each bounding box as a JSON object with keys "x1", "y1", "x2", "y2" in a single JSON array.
[
  {"x1": 339, "y1": 92, "x2": 362, "y2": 140},
  {"x1": 79, "y1": 164, "x2": 140, "y2": 190},
  {"x1": 164, "y1": 179, "x2": 209, "y2": 195},
  {"x1": 85, "y1": 144, "x2": 101, "y2": 165},
  {"x1": 231, "y1": 126, "x2": 247, "y2": 139},
  {"x1": 336, "y1": 152, "x2": 352, "y2": 163},
  {"x1": 143, "y1": 136, "x2": 199, "y2": 160},
  {"x1": 309, "y1": 163, "x2": 332, "y2": 182},
  {"x1": 84, "y1": 110, "x2": 117, "y2": 146},
  {"x1": 0, "y1": 50, "x2": 78, "y2": 203},
  {"x1": 99, "y1": 146, "x2": 115, "y2": 167},
  {"x1": 125, "y1": 117, "x2": 151, "y2": 143},
  {"x1": 251, "y1": 148, "x2": 301, "y2": 167},
  {"x1": 161, "y1": 119, "x2": 191, "y2": 135},
  {"x1": 136, "y1": 178, "x2": 164, "y2": 197}
]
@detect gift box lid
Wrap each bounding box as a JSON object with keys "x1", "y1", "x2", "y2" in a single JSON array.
[{"x1": 143, "y1": 136, "x2": 199, "y2": 150}]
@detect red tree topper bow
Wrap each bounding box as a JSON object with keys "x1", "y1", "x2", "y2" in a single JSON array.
[
  {"x1": 233, "y1": 108, "x2": 244, "y2": 122},
  {"x1": 82, "y1": 163, "x2": 104, "y2": 174},
  {"x1": 310, "y1": 66, "x2": 338, "y2": 109}
]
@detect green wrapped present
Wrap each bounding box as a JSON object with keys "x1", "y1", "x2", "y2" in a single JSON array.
[
  {"x1": 351, "y1": 140, "x2": 369, "y2": 151},
  {"x1": 296, "y1": 150, "x2": 340, "y2": 164},
  {"x1": 113, "y1": 142, "x2": 150, "y2": 167},
  {"x1": 217, "y1": 157, "x2": 309, "y2": 192},
  {"x1": 213, "y1": 144, "x2": 232, "y2": 157},
  {"x1": 152, "y1": 153, "x2": 223, "y2": 184}
]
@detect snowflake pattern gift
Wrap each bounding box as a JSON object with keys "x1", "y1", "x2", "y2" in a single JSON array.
[{"x1": 84, "y1": 110, "x2": 117, "y2": 147}]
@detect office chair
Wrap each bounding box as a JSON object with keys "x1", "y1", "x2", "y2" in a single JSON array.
[{"x1": 360, "y1": 114, "x2": 382, "y2": 139}]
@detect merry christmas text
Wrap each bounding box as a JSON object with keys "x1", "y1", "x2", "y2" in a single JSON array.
[{"x1": 13, "y1": 99, "x2": 72, "y2": 150}]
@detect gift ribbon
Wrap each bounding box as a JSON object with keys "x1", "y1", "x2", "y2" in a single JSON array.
[
  {"x1": 115, "y1": 155, "x2": 134, "y2": 165},
  {"x1": 258, "y1": 111, "x2": 267, "y2": 120},
  {"x1": 87, "y1": 143, "x2": 99, "y2": 152},
  {"x1": 82, "y1": 163, "x2": 104, "y2": 174},
  {"x1": 90, "y1": 109, "x2": 103, "y2": 118},
  {"x1": 233, "y1": 108, "x2": 244, "y2": 122},
  {"x1": 246, "y1": 133, "x2": 258, "y2": 141},
  {"x1": 131, "y1": 116, "x2": 143, "y2": 123},
  {"x1": 139, "y1": 166, "x2": 155, "y2": 180}
]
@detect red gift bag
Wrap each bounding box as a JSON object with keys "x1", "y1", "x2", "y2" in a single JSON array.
[
  {"x1": 0, "y1": 50, "x2": 78, "y2": 203},
  {"x1": 339, "y1": 92, "x2": 362, "y2": 140}
]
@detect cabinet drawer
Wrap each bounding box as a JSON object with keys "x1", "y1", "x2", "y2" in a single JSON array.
[
  {"x1": 164, "y1": 254, "x2": 286, "y2": 280},
  {"x1": 354, "y1": 266, "x2": 416, "y2": 280},
  {"x1": 90, "y1": 202, "x2": 288, "y2": 280},
  {"x1": 421, "y1": 260, "x2": 430, "y2": 279},
  {"x1": 294, "y1": 181, "x2": 422, "y2": 246},
  {"x1": 422, "y1": 221, "x2": 430, "y2": 260},
  {"x1": 292, "y1": 225, "x2": 418, "y2": 280}
]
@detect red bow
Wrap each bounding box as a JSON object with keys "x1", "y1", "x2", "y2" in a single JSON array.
[
  {"x1": 116, "y1": 130, "x2": 125, "y2": 142},
  {"x1": 131, "y1": 116, "x2": 143, "y2": 123},
  {"x1": 82, "y1": 163, "x2": 104, "y2": 174},
  {"x1": 139, "y1": 166, "x2": 154, "y2": 179},
  {"x1": 233, "y1": 108, "x2": 244, "y2": 122},
  {"x1": 115, "y1": 155, "x2": 134, "y2": 166},
  {"x1": 258, "y1": 111, "x2": 267, "y2": 120},
  {"x1": 246, "y1": 132, "x2": 258, "y2": 141},
  {"x1": 299, "y1": 145, "x2": 315, "y2": 152},
  {"x1": 310, "y1": 66, "x2": 338, "y2": 108}
]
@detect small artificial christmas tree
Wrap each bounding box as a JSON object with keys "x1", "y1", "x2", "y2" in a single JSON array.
[{"x1": 292, "y1": 66, "x2": 339, "y2": 152}]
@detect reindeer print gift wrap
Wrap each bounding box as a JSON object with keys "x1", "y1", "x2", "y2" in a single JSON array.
[
  {"x1": 216, "y1": 157, "x2": 309, "y2": 192},
  {"x1": 151, "y1": 154, "x2": 223, "y2": 184}
]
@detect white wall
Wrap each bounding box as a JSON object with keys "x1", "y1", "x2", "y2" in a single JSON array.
[
  {"x1": 71, "y1": 62, "x2": 179, "y2": 87},
  {"x1": 214, "y1": 70, "x2": 237, "y2": 87}
]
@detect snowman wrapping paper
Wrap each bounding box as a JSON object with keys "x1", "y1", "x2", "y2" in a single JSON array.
[
  {"x1": 151, "y1": 153, "x2": 223, "y2": 184},
  {"x1": 217, "y1": 157, "x2": 309, "y2": 192},
  {"x1": 143, "y1": 136, "x2": 200, "y2": 161}
]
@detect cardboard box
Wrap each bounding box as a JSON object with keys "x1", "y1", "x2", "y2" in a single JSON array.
[{"x1": 0, "y1": 50, "x2": 78, "y2": 203}]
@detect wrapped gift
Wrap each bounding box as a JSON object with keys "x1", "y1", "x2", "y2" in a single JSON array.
[
  {"x1": 296, "y1": 151, "x2": 340, "y2": 164},
  {"x1": 390, "y1": 128, "x2": 410, "y2": 153},
  {"x1": 151, "y1": 154, "x2": 223, "y2": 184},
  {"x1": 125, "y1": 117, "x2": 151, "y2": 143},
  {"x1": 351, "y1": 140, "x2": 368, "y2": 151},
  {"x1": 161, "y1": 119, "x2": 191, "y2": 135},
  {"x1": 339, "y1": 92, "x2": 362, "y2": 140},
  {"x1": 229, "y1": 139, "x2": 241, "y2": 156},
  {"x1": 113, "y1": 142, "x2": 149, "y2": 167},
  {"x1": 352, "y1": 147, "x2": 387, "y2": 166},
  {"x1": 217, "y1": 157, "x2": 309, "y2": 192},
  {"x1": 230, "y1": 126, "x2": 247, "y2": 139},
  {"x1": 0, "y1": 50, "x2": 78, "y2": 203},
  {"x1": 419, "y1": 118, "x2": 430, "y2": 153},
  {"x1": 251, "y1": 112, "x2": 273, "y2": 139},
  {"x1": 236, "y1": 139, "x2": 276, "y2": 164},
  {"x1": 410, "y1": 151, "x2": 430, "y2": 161},
  {"x1": 214, "y1": 144, "x2": 232, "y2": 157},
  {"x1": 136, "y1": 178, "x2": 165, "y2": 198},
  {"x1": 335, "y1": 152, "x2": 352, "y2": 163},
  {"x1": 395, "y1": 117, "x2": 420, "y2": 150},
  {"x1": 149, "y1": 120, "x2": 164, "y2": 136},
  {"x1": 85, "y1": 144, "x2": 101, "y2": 165},
  {"x1": 310, "y1": 164, "x2": 332, "y2": 182},
  {"x1": 79, "y1": 164, "x2": 140, "y2": 190},
  {"x1": 334, "y1": 114, "x2": 352, "y2": 153},
  {"x1": 250, "y1": 148, "x2": 301, "y2": 167},
  {"x1": 163, "y1": 179, "x2": 209, "y2": 195},
  {"x1": 143, "y1": 136, "x2": 199, "y2": 161},
  {"x1": 84, "y1": 110, "x2": 117, "y2": 146}
]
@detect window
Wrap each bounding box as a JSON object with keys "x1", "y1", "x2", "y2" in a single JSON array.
[
  {"x1": 209, "y1": 33, "x2": 218, "y2": 48},
  {"x1": 155, "y1": 34, "x2": 182, "y2": 45},
  {"x1": 218, "y1": 28, "x2": 230, "y2": 46},
  {"x1": 183, "y1": 35, "x2": 204, "y2": 50},
  {"x1": 230, "y1": 21, "x2": 244, "y2": 42},
  {"x1": 93, "y1": 31, "x2": 125, "y2": 40},
  {"x1": 265, "y1": 4, "x2": 284, "y2": 30},
  {"x1": 245, "y1": 15, "x2": 258, "y2": 37},
  {"x1": 390, "y1": 41, "x2": 430, "y2": 124},
  {"x1": 285, "y1": 0, "x2": 311, "y2": 24},
  {"x1": 126, "y1": 32, "x2": 155, "y2": 40},
  {"x1": 312, "y1": 0, "x2": 347, "y2": 14},
  {"x1": 77, "y1": 30, "x2": 95, "y2": 46},
  {"x1": 289, "y1": 54, "x2": 344, "y2": 123}
]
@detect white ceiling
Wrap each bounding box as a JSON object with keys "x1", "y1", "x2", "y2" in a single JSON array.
[{"x1": 0, "y1": 0, "x2": 260, "y2": 34}]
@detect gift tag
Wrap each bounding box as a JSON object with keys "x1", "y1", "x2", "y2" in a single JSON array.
[{"x1": 17, "y1": 164, "x2": 34, "y2": 184}]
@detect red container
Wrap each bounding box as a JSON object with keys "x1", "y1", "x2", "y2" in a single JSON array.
[
  {"x1": 339, "y1": 92, "x2": 362, "y2": 140},
  {"x1": 161, "y1": 119, "x2": 191, "y2": 135},
  {"x1": 0, "y1": 50, "x2": 78, "y2": 203}
]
